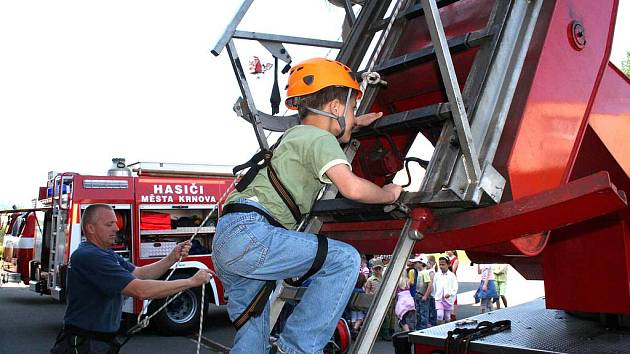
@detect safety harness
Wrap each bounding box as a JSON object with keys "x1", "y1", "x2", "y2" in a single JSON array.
[
  {"x1": 226, "y1": 135, "x2": 329, "y2": 330},
  {"x1": 52, "y1": 324, "x2": 127, "y2": 354}
]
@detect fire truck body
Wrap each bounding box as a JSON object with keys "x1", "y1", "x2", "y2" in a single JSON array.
[{"x1": 3, "y1": 160, "x2": 233, "y2": 334}]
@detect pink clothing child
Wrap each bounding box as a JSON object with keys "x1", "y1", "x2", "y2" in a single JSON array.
[{"x1": 395, "y1": 275, "x2": 417, "y2": 331}]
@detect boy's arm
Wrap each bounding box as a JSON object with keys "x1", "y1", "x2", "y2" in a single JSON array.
[{"x1": 326, "y1": 164, "x2": 401, "y2": 204}]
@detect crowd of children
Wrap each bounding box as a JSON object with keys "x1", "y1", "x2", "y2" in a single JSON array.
[
  {"x1": 346, "y1": 251, "x2": 462, "y2": 339},
  {"x1": 345, "y1": 252, "x2": 511, "y2": 337}
]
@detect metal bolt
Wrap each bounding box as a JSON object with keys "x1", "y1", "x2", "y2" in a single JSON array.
[{"x1": 570, "y1": 21, "x2": 586, "y2": 50}]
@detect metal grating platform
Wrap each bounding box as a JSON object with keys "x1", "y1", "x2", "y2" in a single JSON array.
[{"x1": 409, "y1": 298, "x2": 630, "y2": 353}]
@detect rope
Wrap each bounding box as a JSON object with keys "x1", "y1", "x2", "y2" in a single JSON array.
[{"x1": 197, "y1": 283, "x2": 205, "y2": 354}]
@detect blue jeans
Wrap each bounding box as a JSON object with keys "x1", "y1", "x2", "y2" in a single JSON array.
[
  {"x1": 212, "y1": 199, "x2": 360, "y2": 354},
  {"x1": 429, "y1": 295, "x2": 437, "y2": 326},
  {"x1": 415, "y1": 296, "x2": 430, "y2": 330}
]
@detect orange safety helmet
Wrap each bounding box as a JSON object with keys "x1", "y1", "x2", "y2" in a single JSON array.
[{"x1": 285, "y1": 58, "x2": 362, "y2": 110}]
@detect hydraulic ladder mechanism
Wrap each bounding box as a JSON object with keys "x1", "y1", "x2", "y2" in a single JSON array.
[{"x1": 213, "y1": 0, "x2": 541, "y2": 351}]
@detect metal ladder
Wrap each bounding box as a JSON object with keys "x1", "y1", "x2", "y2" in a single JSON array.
[
  {"x1": 47, "y1": 174, "x2": 73, "y2": 300},
  {"x1": 213, "y1": 0, "x2": 541, "y2": 351}
]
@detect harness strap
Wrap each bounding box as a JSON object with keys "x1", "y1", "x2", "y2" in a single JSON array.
[
  {"x1": 266, "y1": 163, "x2": 302, "y2": 222},
  {"x1": 232, "y1": 280, "x2": 276, "y2": 330},
  {"x1": 221, "y1": 203, "x2": 328, "y2": 330},
  {"x1": 233, "y1": 149, "x2": 273, "y2": 192},
  {"x1": 63, "y1": 325, "x2": 117, "y2": 342},
  {"x1": 232, "y1": 135, "x2": 302, "y2": 223},
  {"x1": 284, "y1": 234, "x2": 327, "y2": 287},
  {"x1": 221, "y1": 203, "x2": 284, "y2": 228}
]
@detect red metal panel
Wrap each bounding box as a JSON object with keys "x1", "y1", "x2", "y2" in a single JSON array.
[
  {"x1": 504, "y1": 0, "x2": 618, "y2": 199},
  {"x1": 543, "y1": 215, "x2": 630, "y2": 313},
  {"x1": 322, "y1": 172, "x2": 627, "y2": 254},
  {"x1": 72, "y1": 175, "x2": 135, "y2": 203},
  {"x1": 587, "y1": 63, "x2": 630, "y2": 177}
]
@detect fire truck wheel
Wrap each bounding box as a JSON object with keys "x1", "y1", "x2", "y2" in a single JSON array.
[{"x1": 150, "y1": 272, "x2": 210, "y2": 335}]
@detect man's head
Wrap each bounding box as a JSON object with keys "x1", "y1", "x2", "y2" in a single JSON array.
[
  {"x1": 81, "y1": 204, "x2": 119, "y2": 249},
  {"x1": 285, "y1": 58, "x2": 362, "y2": 143}
]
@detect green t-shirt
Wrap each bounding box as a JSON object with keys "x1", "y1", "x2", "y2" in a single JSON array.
[
  {"x1": 227, "y1": 125, "x2": 350, "y2": 229},
  {"x1": 416, "y1": 269, "x2": 432, "y2": 296}
]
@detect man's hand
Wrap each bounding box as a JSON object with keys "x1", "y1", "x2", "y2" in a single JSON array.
[
  {"x1": 445, "y1": 294, "x2": 451, "y2": 299},
  {"x1": 190, "y1": 269, "x2": 214, "y2": 287},
  {"x1": 422, "y1": 294, "x2": 428, "y2": 301},
  {"x1": 355, "y1": 112, "x2": 383, "y2": 127},
  {"x1": 482, "y1": 285, "x2": 488, "y2": 292},
  {"x1": 383, "y1": 184, "x2": 403, "y2": 203},
  {"x1": 168, "y1": 240, "x2": 192, "y2": 262}
]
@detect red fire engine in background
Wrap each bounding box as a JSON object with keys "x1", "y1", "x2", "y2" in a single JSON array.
[{"x1": 1, "y1": 158, "x2": 234, "y2": 335}]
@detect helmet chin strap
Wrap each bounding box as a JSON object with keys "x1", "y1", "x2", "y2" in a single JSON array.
[{"x1": 305, "y1": 88, "x2": 353, "y2": 139}]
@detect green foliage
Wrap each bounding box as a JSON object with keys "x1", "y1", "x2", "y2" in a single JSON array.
[{"x1": 622, "y1": 50, "x2": 630, "y2": 78}]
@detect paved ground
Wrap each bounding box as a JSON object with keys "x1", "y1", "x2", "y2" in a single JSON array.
[{"x1": 0, "y1": 262, "x2": 544, "y2": 353}]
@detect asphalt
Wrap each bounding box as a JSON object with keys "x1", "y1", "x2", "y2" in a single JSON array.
[{"x1": 0, "y1": 263, "x2": 544, "y2": 354}]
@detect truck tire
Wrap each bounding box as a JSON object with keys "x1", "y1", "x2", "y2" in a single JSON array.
[{"x1": 150, "y1": 272, "x2": 208, "y2": 335}]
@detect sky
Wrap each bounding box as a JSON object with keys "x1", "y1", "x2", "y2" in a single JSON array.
[{"x1": 0, "y1": 0, "x2": 628, "y2": 208}]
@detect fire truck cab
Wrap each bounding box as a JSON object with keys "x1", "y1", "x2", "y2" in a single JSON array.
[
  {"x1": 4, "y1": 158, "x2": 234, "y2": 335},
  {"x1": 1, "y1": 210, "x2": 37, "y2": 285}
]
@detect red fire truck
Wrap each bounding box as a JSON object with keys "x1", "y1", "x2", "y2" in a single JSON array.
[{"x1": 1, "y1": 158, "x2": 234, "y2": 335}]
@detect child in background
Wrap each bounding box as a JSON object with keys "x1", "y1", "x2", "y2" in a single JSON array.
[
  {"x1": 446, "y1": 250, "x2": 459, "y2": 321},
  {"x1": 360, "y1": 254, "x2": 370, "y2": 279},
  {"x1": 412, "y1": 255, "x2": 432, "y2": 330},
  {"x1": 433, "y1": 257, "x2": 458, "y2": 324},
  {"x1": 427, "y1": 255, "x2": 438, "y2": 326},
  {"x1": 349, "y1": 272, "x2": 367, "y2": 339},
  {"x1": 477, "y1": 264, "x2": 498, "y2": 313},
  {"x1": 365, "y1": 258, "x2": 384, "y2": 295},
  {"x1": 395, "y1": 272, "x2": 417, "y2": 331},
  {"x1": 493, "y1": 264, "x2": 508, "y2": 308}
]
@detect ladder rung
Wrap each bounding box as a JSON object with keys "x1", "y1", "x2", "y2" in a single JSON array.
[
  {"x1": 370, "y1": 0, "x2": 461, "y2": 32},
  {"x1": 232, "y1": 31, "x2": 343, "y2": 49},
  {"x1": 354, "y1": 103, "x2": 451, "y2": 137},
  {"x1": 310, "y1": 198, "x2": 395, "y2": 222},
  {"x1": 370, "y1": 29, "x2": 492, "y2": 76}
]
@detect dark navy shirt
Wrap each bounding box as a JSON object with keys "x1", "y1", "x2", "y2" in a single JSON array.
[{"x1": 64, "y1": 242, "x2": 135, "y2": 333}]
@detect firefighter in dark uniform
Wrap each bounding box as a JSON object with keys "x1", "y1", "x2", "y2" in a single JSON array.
[{"x1": 51, "y1": 204, "x2": 213, "y2": 354}]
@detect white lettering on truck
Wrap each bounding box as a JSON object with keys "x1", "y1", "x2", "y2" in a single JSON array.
[{"x1": 144, "y1": 183, "x2": 213, "y2": 203}]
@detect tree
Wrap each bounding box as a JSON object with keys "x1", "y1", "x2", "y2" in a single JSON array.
[{"x1": 622, "y1": 50, "x2": 630, "y2": 78}]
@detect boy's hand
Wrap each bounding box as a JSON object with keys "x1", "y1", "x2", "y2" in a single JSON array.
[
  {"x1": 355, "y1": 112, "x2": 383, "y2": 127},
  {"x1": 383, "y1": 184, "x2": 403, "y2": 203}
]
